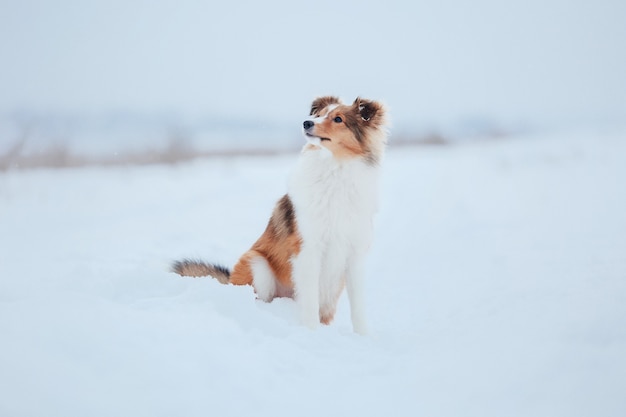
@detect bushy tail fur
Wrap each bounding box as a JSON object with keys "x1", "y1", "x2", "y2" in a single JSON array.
[{"x1": 170, "y1": 259, "x2": 231, "y2": 284}]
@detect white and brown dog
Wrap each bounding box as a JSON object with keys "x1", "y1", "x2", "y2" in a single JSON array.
[{"x1": 172, "y1": 96, "x2": 388, "y2": 334}]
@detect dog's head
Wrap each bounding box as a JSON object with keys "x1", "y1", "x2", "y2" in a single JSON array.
[{"x1": 302, "y1": 96, "x2": 387, "y2": 165}]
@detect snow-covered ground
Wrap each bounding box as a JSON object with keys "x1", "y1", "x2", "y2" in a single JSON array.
[{"x1": 1, "y1": 131, "x2": 625, "y2": 417}]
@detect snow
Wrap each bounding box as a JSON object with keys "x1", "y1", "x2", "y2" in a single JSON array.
[{"x1": 1, "y1": 131, "x2": 625, "y2": 416}]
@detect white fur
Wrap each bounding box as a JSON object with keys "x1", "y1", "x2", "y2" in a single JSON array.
[
  {"x1": 250, "y1": 256, "x2": 277, "y2": 302},
  {"x1": 288, "y1": 146, "x2": 379, "y2": 334},
  {"x1": 304, "y1": 135, "x2": 321, "y2": 147}
]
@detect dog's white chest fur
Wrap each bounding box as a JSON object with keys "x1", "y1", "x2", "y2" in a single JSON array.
[
  {"x1": 287, "y1": 147, "x2": 379, "y2": 333},
  {"x1": 289, "y1": 147, "x2": 378, "y2": 247}
]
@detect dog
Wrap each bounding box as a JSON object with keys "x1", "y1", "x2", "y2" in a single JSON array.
[{"x1": 172, "y1": 96, "x2": 388, "y2": 334}]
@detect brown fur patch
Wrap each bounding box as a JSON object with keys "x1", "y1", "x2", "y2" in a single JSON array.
[
  {"x1": 310, "y1": 96, "x2": 341, "y2": 116},
  {"x1": 229, "y1": 251, "x2": 256, "y2": 286},
  {"x1": 230, "y1": 194, "x2": 301, "y2": 294},
  {"x1": 269, "y1": 194, "x2": 297, "y2": 235}
]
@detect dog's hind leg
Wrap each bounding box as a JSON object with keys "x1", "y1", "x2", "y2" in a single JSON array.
[
  {"x1": 232, "y1": 250, "x2": 278, "y2": 301},
  {"x1": 249, "y1": 254, "x2": 278, "y2": 302}
]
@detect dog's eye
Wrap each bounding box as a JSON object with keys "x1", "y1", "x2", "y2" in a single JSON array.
[{"x1": 333, "y1": 116, "x2": 343, "y2": 123}]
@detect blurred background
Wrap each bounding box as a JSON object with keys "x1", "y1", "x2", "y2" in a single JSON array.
[{"x1": 1, "y1": 0, "x2": 625, "y2": 168}]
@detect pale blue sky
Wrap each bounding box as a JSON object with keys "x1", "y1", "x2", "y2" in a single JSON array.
[{"x1": 1, "y1": 0, "x2": 625, "y2": 131}]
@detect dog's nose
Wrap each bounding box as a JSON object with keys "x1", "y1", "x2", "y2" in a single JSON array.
[{"x1": 303, "y1": 120, "x2": 314, "y2": 130}]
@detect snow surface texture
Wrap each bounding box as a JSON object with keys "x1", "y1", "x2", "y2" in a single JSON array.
[{"x1": 1, "y1": 132, "x2": 625, "y2": 416}]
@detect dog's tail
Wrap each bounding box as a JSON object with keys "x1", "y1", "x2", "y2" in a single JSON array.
[{"x1": 170, "y1": 259, "x2": 231, "y2": 284}]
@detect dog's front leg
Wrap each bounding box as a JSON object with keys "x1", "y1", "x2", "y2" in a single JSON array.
[
  {"x1": 346, "y1": 256, "x2": 368, "y2": 335},
  {"x1": 291, "y1": 247, "x2": 321, "y2": 329}
]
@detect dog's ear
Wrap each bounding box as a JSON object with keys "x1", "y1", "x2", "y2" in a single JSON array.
[
  {"x1": 310, "y1": 96, "x2": 341, "y2": 116},
  {"x1": 353, "y1": 97, "x2": 382, "y2": 122}
]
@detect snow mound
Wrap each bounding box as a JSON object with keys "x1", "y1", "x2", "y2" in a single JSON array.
[{"x1": 1, "y1": 131, "x2": 625, "y2": 416}]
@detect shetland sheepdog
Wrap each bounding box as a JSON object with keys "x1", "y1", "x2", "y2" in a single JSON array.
[{"x1": 172, "y1": 96, "x2": 388, "y2": 334}]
